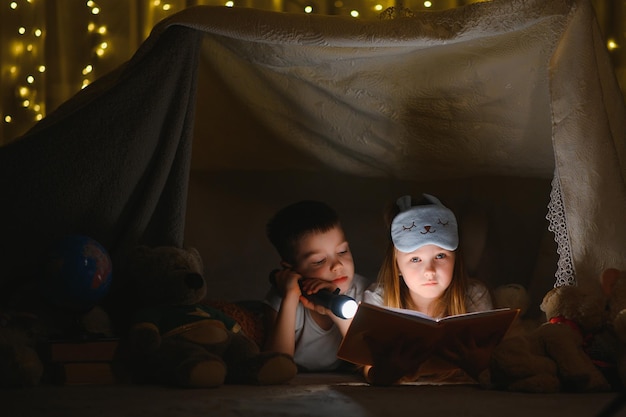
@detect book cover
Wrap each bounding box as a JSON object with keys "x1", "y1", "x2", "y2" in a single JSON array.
[
  {"x1": 337, "y1": 302, "x2": 519, "y2": 372},
  {"x1": 46, "y1": 361, "x2": 118, "y2": 385},
  {"x1": 39, "y1": 338, "x2": 121, "y2": 363}
]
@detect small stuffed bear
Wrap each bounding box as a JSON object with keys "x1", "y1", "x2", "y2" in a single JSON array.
[
  {"x1": 486, "y1": 284, "x2": 612, "y2": 393},
  {"x1": 492, "y1": 283, "x2": 537, "y2": 339},
  {"x1": 600, "y1": 268, "x2": 626, "y2": 389},
  {"x1": 126, "y1": 245, "x2": 297, "y2": 388}
]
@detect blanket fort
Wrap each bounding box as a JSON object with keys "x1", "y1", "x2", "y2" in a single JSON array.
[{"x1": 0, "y1": 0, "x2": 624, "y2": 304}]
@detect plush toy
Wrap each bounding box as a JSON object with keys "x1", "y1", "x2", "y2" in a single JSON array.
[
  {"x1": 492, "y1": 283, "x2": 538, "y2": 339},
  {"x1": 0, "y1": 304, "x2": 115, "y2": 388},
  {"x1": 600, "y1": 268, "x2": 626, "y2": 389},
  {"x1": 486, "y1": 284, "x2": 612, "y2": 393},
  {"x1": 126, "y1": 245, "x2": 297, "y2": 388}
]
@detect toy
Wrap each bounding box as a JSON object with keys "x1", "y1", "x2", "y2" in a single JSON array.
[
  {"x1": 0, "y1": 304, "x2": 115, "y2": 388},
  {"x1": 485, "y1": 284, "x2": 612, "y2": 393},
  {"x1": 492, "y1": 283, "x2": 538, "y2": 339},
  {"x1": 126, "y1": 245, "x2": 297, "y2": 388},
  {"x1": 600, "y1": 268, "x2": 626, "y2": 389}
]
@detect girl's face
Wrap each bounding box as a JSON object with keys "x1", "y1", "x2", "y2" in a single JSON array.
[
  {"x1": 395, "y1": 244, "x2": 456, "y2": 310},
  {"x1": 292, "y1": 226, "x2": 355, "y2": 294}
]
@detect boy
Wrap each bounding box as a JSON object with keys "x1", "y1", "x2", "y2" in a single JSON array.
[{"x1": 264, "y1": 200, "x2": 369, "y2": 371}]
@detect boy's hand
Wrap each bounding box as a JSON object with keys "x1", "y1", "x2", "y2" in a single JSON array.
[
  {"x1": 298, "y1": 277, "x2": 338, "y2": 315},
  {"x1": 271, "y1": 268, "x2": 302, "y2": 299}
]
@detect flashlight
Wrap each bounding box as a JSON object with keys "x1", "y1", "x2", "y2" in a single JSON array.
[{"x1": 269, "y1": 270, "x2": 358, "y2": 319}]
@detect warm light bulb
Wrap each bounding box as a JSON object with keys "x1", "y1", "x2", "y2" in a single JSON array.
[
  {"x1": 608, "y1": 39, "x2": 619, "y2": 51},
  {"x1": 88, "y1": 22, "x2": 96, "y2": 32},
  {"x1": 26, "y1": 75, "x2": 35, "y2": 84},
  {"x1": 163, "y1": 3, "x2": 171, "y2": 11},
  {"x1": 34, "y1": 29, "x2": 42, "y2": 37},
  {"x1": 304, "y1": 5, "x2": 312, "y2": 13},
  {"x1": 98, "y1": 26, "x2": 107, "y2": 34},
  {"x1": 18, "y1": 27, "x2": 26, "y2": 35},
  {"x1": 424, "y1": 1, "x2": 432, "y2": 7},
  {"x1": 38, "y1": 65, "x2": 46, "y2": 73},
  {"x1": 350, "y1": 9, "x2": 359, "y2": 17},
  {"x1": 225, "y1": 1, "x2": 234, "y2": 6},
  {"x1": 10, "y1": 2, "x2": 17, "y2": 9},
  {"x1": 374, "y1": 4, "x2": 383, "y2": 11},
  {"x1": 92, "y1": 7, "x2": 100, "y2": 14},
  {"x1": 4, "y1": 115, "x2": 13, "y2": 123}
]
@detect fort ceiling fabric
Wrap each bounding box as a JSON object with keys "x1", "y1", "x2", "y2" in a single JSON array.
[{"x1": 0, "y1": 0, "x2": 624, "y2": 298}]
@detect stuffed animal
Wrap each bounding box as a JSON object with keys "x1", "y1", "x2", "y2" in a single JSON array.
[
  {"x1": 492, "y1": 283, "x2": 538, "y2": 339},
  {"x1": 600, "y1": 268, "x2": 626, "y2": 389},
  {"x1": 485, "y1": 284, "x2": 612, "y2": 393},
  {"x1": 126, "y1": 245, "x2": 297, "y2": 388},
  {"x1": 0, "y1": 304, "x2": 115, "y2": 388}
]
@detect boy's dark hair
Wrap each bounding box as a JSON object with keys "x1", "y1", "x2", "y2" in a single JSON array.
[{"x1": 266, "y1": 200, "x2": 340, "y2": 264}]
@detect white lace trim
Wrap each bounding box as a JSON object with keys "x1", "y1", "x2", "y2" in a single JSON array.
[{"x1": 547, "y1": 173, "x2": 576, "y2": 287}]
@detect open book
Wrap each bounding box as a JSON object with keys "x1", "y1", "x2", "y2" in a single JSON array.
[{"x1": 337, "y1": 302, "x2": 519, "y2": 374}]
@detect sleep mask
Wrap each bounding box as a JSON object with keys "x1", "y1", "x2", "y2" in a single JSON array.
[{"x1": 391, "y1": 194, "x2": 458, "y2": 253}]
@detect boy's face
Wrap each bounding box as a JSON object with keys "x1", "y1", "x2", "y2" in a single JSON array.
[{"x1": 292, "y1": 226, "x2": 355, "y2": 294}]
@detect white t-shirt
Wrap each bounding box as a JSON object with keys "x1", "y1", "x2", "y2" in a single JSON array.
[
  {"x1": 363, "y1": 279, "x2": 493, "y2": 314},
  {"x1": 264, "y1": 273, "x2": 370, "y2": 371}
]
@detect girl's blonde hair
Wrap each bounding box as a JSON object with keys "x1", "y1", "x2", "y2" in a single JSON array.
[{"x1": 376, "y1": 196, "x2": 469, "y2": 317}]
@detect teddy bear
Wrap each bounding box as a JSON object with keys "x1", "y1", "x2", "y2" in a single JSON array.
[
  {"x1": 485, "y1": 283, "x2": 612, "y2": 393},
  {"x1": 125, "y1": 245, "x2": 297, "y2": 388},
  {"x1": 599, "y1": 268, "x2": 626, "y2": 389},
  {"x1": 491, "y1": 283, "x2": 539, "y2": 339},
  {"x1": 0, "y1": 281, "x2": 116, "y2": 388}
]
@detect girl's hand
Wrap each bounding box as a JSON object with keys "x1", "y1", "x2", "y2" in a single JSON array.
[
  {"x1": 438, "y1": 329, "x2": 499, "y2": 380},
  {"x1": 364, "y1": 334, "x2": 433, "y2": 386}
]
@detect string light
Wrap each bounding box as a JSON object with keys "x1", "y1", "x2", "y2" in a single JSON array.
[{"x1": 2, "y1": 0, "x2": 47, "y2": 141}]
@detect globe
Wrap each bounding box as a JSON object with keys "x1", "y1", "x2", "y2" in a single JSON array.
[{"x1": 41, "y1": 235, "x2": 113, "y2": 312}]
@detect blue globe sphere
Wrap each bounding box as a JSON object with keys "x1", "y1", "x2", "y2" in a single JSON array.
[{"x1": 41, "y1": 235, "x2": 113, "y2": 312}]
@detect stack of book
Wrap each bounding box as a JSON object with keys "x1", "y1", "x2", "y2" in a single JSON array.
[{"x1": 39, "y1": 338, "x2": 127, "y2": 385}]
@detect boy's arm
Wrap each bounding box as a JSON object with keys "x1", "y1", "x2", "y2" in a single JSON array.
[
  {"x1": 263, "y1": 292, "x2": 300, "y2": 355},
  {"x1": 263, "y1": 269, "x2": 302, "y2": 355}
]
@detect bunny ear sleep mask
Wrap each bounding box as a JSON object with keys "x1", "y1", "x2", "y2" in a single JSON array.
[{"x1": 391, "y1": 194, "x2": 459, "y2": 253}]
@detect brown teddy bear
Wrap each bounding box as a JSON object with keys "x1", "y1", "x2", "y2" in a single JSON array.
[
  {"x1": 486, "y1": 284, "x2": 612, "y2": 393},
  {"x1": 492, "y1": 283, "x2": 539, "y2": 339},
  {"x1": 126, "y1": 245, "x2": 297, "y2": 388},
  {"x1": 600, "y1": 268, "x2": 626, "y2": 389}
]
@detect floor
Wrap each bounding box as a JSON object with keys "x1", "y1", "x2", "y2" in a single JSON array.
[{"x1": 3, "y1": 372, "x2": 626, "y2": 417}]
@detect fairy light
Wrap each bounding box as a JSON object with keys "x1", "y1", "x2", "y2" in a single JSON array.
[
  {"x1": 225, "y1": 1, "x2": 234, "y2": 7},
  {"x1": 608, "y1": 39, "x2": 619, "y2": 51},
  {"x1": 304, "y1": 5, "x2": 313, "y2": 13},
  {"x1": 350, "y1": 9, "x2": 359, "y2": 17},
  {"x1": 1, "y1": 0, "x2": 48, "y2": 142},
  {"x1": 424, "y1": 1, "x2": 432, "y2": 7}
]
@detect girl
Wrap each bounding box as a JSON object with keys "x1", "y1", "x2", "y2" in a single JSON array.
[{"x1": 362, "y1": 194, "x2": 493, "y2": 385}]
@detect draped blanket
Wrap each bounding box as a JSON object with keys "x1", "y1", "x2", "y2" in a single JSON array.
[{"x1": 0, "y1": 0, "x2": 624, "y2": 299}]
